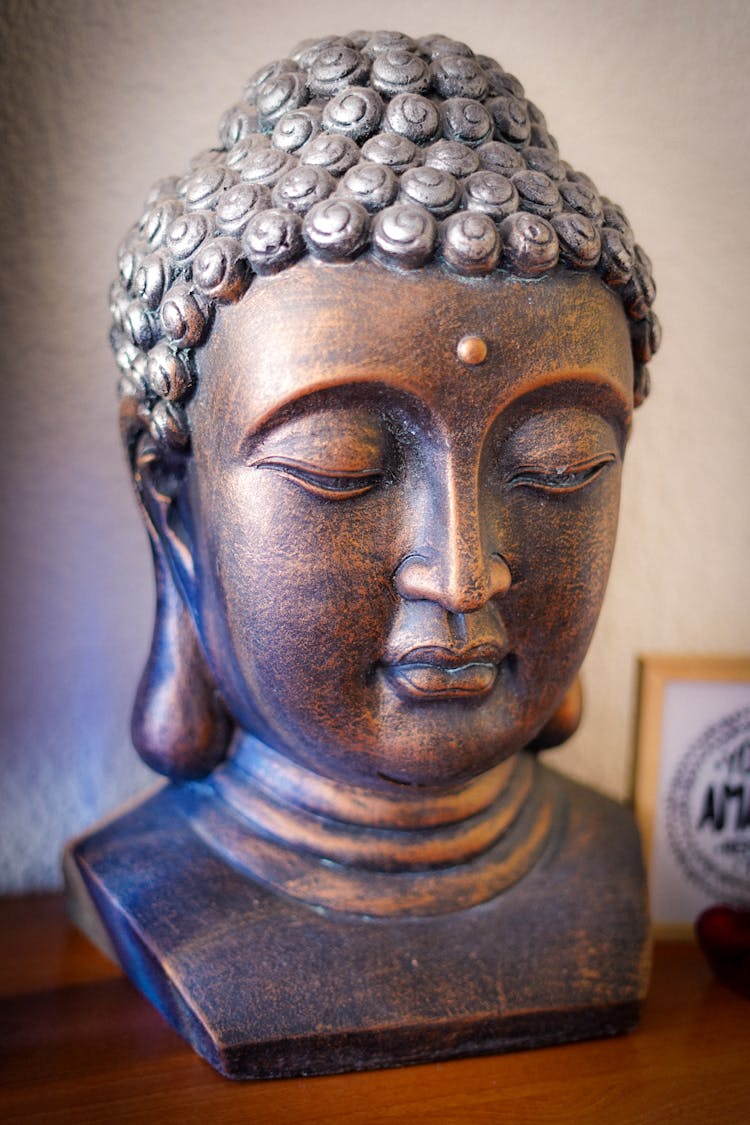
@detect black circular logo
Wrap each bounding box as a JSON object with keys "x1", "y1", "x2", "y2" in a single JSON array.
[{"x1": 667, "y1": 704, "x2": 750, "y2": 905}]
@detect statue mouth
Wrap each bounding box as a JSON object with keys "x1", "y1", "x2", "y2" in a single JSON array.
[{"x1": 382, "y1": 643, "x2": 508, "y2": 701}]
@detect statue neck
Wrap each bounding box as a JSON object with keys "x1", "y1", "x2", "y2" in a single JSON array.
[{"x1": 185, "y1": 734, "x2": 562, "y2": 917}]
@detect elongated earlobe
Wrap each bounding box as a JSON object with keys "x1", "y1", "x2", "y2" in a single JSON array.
[
  {"x1": 130, "y1": 432, "x2": 233, "y2": 779},
  {"x1": 132, "y1": 528, "x2": 232, "y2": 779},
  {"x1": 527, "y1": 677, "x2": 583, "y2": 752}
]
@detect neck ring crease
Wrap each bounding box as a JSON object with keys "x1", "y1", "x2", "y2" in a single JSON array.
[{"x1": 184, "y1": 736, "x2": 563, "y2": 917}]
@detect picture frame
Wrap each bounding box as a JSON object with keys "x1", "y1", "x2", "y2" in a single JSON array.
[{"x1": 634, "y1": 654, "x2": 750, "y2": 935}]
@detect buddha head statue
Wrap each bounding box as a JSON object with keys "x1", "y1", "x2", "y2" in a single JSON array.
[{"x1": 109, "y1": 30, "x2": 658, "y2": 803}]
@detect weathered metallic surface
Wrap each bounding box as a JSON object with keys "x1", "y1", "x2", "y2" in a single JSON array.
[
  {"x1": 71, "y1": 764, "x2": 648, "y2": 1079},
  {"x1": 68, "y1": 30, "x2": 657, "y2": 1079}
]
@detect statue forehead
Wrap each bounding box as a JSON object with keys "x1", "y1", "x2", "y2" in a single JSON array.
[{"x1": 194, "y1": 259, "x2": 633, "y2": 429}]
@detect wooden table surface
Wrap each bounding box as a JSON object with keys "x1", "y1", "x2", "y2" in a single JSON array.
[{"x1": 1, "y1": 894, "x2": 748, "y2": 1124}]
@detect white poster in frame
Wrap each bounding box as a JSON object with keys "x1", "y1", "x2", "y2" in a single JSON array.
[{"x1": 634, "y1": 655, "x2": 750, "y2": 936}]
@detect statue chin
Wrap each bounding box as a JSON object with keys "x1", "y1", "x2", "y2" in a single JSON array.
[{"x1": 68, "y1": 28, "x2": 656, "y2": 1080}]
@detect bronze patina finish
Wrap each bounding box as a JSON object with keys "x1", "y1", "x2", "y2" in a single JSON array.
[{"x1": 67, "y1": 30, "x2": 659, "y2": 1079}]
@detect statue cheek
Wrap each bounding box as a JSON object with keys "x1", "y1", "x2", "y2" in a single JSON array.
[
  {"x1": 502, "y1": 478, "x2": 621, "y2": 641},
  {"x1": 197, "y1": 497, "x2": 397, "y2": 712}
]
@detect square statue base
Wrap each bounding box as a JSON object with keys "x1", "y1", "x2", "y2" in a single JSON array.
[{"x1": 65, "y1": 767, "x2": 649, "y2": 1079}]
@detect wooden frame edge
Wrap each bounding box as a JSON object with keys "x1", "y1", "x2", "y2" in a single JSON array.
[{"x1": 633, "y1": 654, "x2": 750, "y2": 879}]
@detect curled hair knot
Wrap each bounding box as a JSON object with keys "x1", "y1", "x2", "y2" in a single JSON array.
[
  {"x1": 111, "y1": 29, "x2": 660, "y2": 452},
  {"x1": 500, "y1": 212, "x2": 560, "y2": 275},
  {"x1": 242, "y1": 208, "x2": 305, "y2": 274},
  {"x1": 441, "y1": 211, "x2": 501, "y2": 274},
  {"x1": 303, "y1": 198, "x2": 370, "y2": 260}
]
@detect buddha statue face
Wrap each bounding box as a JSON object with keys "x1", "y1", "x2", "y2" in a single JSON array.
[
  {"x1": 111, "y1": 31, "x2": 658, "y2": 788},
  {"x1": 156, "y1": 259, "x2": 632, "y2": 790}
]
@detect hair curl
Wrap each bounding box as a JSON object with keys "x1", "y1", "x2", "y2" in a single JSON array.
[{"x1": 110, "y1": 31, "x2": 659, "y2": 457}]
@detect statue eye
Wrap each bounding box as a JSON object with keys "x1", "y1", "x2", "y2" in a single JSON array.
[
  {"x1": 507, "y1": 453, "x2": 616, "y2": 493},
  {"x1": 255, "y1": 457, "x2": 385, "y2": 500},
  {"x1": 245, "y1": 405, "x2": 391, "y2": 500}
]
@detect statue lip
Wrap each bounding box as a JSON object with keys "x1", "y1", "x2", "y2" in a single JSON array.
[{"x1": 382, "y1": 643, "x2": 508, "y2": 701}]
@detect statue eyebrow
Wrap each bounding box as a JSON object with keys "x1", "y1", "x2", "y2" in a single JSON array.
[
  {"x1": 494, "y1": 372, "x2": 633, "y2": 440},
  {"x1": 238, "y1": 371, "x2": 632, "y2": 465},
  {"x1": 239, "y1": 380, "x2": 433, "y2": 459}
]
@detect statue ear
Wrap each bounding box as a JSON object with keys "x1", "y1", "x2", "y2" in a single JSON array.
[
  {"x1": 527, "y1": 677, "x2": 583, "y2": 752},
  {"x1": 130, "y1": 436, "x2": 233, "y2": 780},
  {"x1": 132, "y1": 435, "x2": 197, "y2": 611}
]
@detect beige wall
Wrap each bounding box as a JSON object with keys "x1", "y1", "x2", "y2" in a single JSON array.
[{"x1": 1, "y1": 0, "x2": 748, "y2": 889}]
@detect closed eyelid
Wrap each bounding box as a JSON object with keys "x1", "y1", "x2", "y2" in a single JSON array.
[
  {"x1": 506, "y1": 452, "x2": 617, "y2": 492},
  {"x1": 238, "y1": 381, "x2": 434, "y2": 463},
  {"x1": 497, "y1": 402, "x2": 623, "y2": 462},
  {"x1": 243, "y1": 408, "x2": 389, "y2": 476},
  {"x1": 253, "y1": 455, "x2": 384, "y2": 479},
  {"x1": 253, "y1": 457, "x2": 384, "y2": 500},
  {"x1": 489, "y1": 384, "x2": 631, "y2": 460},
  {"x1": 509, "y1": 451, "x2": 617, "y2": 475}
]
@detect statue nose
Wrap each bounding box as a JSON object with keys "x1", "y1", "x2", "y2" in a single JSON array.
[{"x1": 393, "y1": 547, "x2": 511, "y2": 613}]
